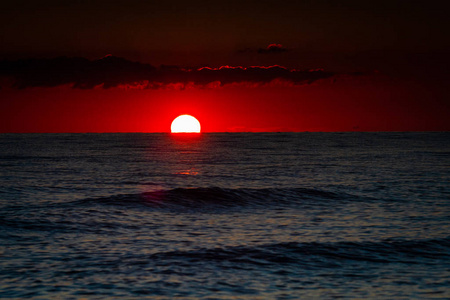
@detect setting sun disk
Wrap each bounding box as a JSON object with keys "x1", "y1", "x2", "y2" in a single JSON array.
[{"x1": 171, "y1": 115, "x2": 201, "y2": 133}]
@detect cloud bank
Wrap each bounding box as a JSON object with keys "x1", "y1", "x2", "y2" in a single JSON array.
[{"x1": 0, "y1": 56, "x2": 335, "y2": 89}]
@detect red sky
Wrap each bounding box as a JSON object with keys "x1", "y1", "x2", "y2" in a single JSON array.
[{"x1": 1, "y1": 0, "x2": 449, "y2": 132}]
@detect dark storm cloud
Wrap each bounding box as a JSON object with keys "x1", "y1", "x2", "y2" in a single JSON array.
[{"x1": 0, "y1": 56, "x2": 335, "y2": 89}]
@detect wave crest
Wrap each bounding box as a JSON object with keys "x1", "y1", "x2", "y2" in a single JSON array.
[
  {"x1": 149, "y1": 238, "x2": 450, "y2": 267},
  {"x1": 80, "y1": 187, "x2": 361, "y2": 210}
]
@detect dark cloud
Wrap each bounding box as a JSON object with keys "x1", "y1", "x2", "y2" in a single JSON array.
[
  {"x1": 257, "y1": 44, "x2": 288, "y2": 54},
  {"x1": 0, "y1": 56, "x2": 335, "y2": 89},
  {"x1": 238, "y1": 44, "x2": 289, "y2": 55},
  {"x1": 0, "y1": 56, "x2": 156, "y2": 89}
]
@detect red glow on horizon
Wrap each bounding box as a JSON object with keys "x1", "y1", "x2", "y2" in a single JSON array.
[{"x1": 0, "y1": 75, "x2": 448, "y2": 133}]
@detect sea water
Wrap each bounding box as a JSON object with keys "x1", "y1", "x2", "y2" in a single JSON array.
[{"x1": 0, "y1": 132, "x2": 449, "y2": 299}]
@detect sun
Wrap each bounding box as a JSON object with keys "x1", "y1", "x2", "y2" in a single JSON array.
[{"x1": 171, "y1": 115, "x2": 201, "y2": 133}]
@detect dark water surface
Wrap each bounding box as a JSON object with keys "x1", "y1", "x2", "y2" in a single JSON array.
[{"x1": 1, "y1": 133, "x2": 449, "y2": 299}]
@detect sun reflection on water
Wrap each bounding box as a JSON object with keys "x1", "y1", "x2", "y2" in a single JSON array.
[{"x1": 175, "y1": 169, "x2": 199, "y2": 176}]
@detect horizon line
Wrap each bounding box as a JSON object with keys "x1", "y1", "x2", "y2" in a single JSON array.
[{"x1": 1, "y1": 131, "x2": 448, "y2": 134}]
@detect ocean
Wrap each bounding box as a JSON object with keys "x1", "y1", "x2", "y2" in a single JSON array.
[{"x1": 0, "y1": 132, "x2": 449, "y2": 299}]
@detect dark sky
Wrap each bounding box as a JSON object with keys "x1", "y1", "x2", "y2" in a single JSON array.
[
  {"x1": 2, "y1": 1, "x2": 448, "y2": 66},
  {"x1": 1, "y1": 0, "x2": 449, "y2": 132}
]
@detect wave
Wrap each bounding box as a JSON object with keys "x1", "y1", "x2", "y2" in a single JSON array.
[
  {"x1": 149, "y1": 238, "x2": 450, "y2": 267},
  {"x1": 78, "y1": 187, "x2": 366, "y2": 211}
]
